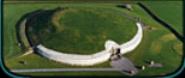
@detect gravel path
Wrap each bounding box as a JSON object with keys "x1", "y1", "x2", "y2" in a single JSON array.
[
  {"x1": 111, "y1": 57, "x2": 138, "y2": 75},
  {"x1": 11, "y1": 68, "x2": 120, "y2": 73}
]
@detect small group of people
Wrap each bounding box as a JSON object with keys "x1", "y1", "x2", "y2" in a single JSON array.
[
  {"x1": 125, "y1": 60, "x2": 163, "y2": 75},
  {"x1": 148, "y1": 60, "x2": 163, "y2": 68},
  {"x1": 136, "y1": 60, "x2": 163, "y2": 71}
]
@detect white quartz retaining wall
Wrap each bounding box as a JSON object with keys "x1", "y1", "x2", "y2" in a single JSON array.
[{"x1": 36, "y1": 22, "x2": 143, "y2": 66}]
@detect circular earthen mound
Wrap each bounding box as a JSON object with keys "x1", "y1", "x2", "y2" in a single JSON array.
[{"x1": 27, "y1": 6, "x2": 137, "y2": 54}]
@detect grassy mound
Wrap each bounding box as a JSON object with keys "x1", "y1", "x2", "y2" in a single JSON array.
[{"x1": 28, "y1": 7, "x2": 137, "y2": 54}]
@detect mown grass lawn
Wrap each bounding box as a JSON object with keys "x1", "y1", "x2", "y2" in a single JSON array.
[
  {"x1": 142, "y1": 1, "x2": 183, "y2": 36},
  {"x1": 4, "y1": 1, "x2": 183, "y2": 77}
]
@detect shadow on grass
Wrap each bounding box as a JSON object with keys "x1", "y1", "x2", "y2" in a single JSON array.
[{"x1": 15, "y1": 9, "x2": 43, "y2": 50}]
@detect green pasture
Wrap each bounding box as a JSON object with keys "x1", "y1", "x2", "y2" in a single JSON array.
[{"x1": 142, "y1": 1, "x2": 183, "y2": 36}]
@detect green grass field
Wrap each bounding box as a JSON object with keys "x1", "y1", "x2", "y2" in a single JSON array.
[
  {"x1": 142, "y1": 1, "x2": 183, "y2": 36},
  {"x1": 3, "y1": 1, "x2": 183, "y2": 77}
]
